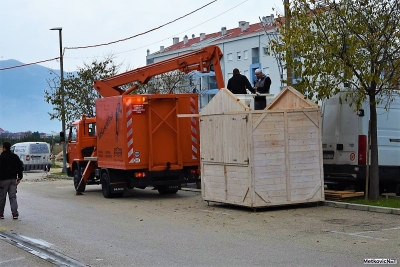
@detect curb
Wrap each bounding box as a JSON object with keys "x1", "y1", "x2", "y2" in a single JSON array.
[
  {"x1": 181, "y1": 187, "x2": 201, "y2": 193},
  {"x1": 323, "y1": 201, "x2": 400, "y2": 215}
]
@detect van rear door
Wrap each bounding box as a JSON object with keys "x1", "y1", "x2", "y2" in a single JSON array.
[
  {"x1": 29, "y1": 143, "x2": 51, "y2": 170},
  {"x1": 322, "y1": 94, "x2": 359, "y2": 166}
]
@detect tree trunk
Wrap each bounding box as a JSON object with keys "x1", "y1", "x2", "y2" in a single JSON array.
[{"x1": 368, "y1": 94, "x2": 380, "y2": 200}]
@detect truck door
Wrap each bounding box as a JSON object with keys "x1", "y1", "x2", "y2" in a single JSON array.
[{"x1": 67, "y1": 125, "x2": 79, "y2": 163}]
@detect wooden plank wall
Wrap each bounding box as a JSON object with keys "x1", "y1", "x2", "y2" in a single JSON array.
[
  {"x1": 202, "y1": 163, "x2": 251, "y2": 205},
  {"x1": 252, "y1": 112, "x2": 288, "y2": 204},
  {"x1": 201, "y1": 112, "x2": 251, "y2": 204},
  {"x1": 199, "y1": 115, "x2": 224, "y2": 163},
  {"x1": 287, "y1": 111, "x2": 324, "y2": 201},
  {"x1": 223, "y1": 114, "x2": 249, "y2": 164},
  {"x1": 202, "y1": 164, "x2": 226, "y2": 201},
  {"x1": 225, "y1": 165, "x2": 251, "y2": 205},
  {"x1": 201, "y1": 104, "x2": 324, "y2": 206}
]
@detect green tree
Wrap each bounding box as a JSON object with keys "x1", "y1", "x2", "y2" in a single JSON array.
[
  {"x1": 272, "y1": 0, "x2": 400, "y2": 200},
  {"x1": 135, "y1": 70, "x2": 196, "y2": 94},
  {"x1": 44, "y1": 56, "x2": 121, "y2": 123}
]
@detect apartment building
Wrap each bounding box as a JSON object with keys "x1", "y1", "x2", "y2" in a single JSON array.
[{"x1": 145, "y1": 15, "x2": 287, "y2": 97}]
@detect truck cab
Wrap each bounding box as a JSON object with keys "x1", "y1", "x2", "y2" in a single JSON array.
[{"x1": 65, "y1": 115, "x2": 97, "y2": 189}]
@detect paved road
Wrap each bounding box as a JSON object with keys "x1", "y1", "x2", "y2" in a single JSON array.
[{"x1": 0, "y1": 171, "x2": 398, "y2": 266}]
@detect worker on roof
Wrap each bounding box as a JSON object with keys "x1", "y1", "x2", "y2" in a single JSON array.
[
  {"x1": 253, "y1": 68, "x2": 272, "y2": 110},
  {"x1": 227, "y1": 68, "x2": 255, "y2": 95}
]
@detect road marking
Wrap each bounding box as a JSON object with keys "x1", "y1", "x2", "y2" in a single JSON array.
[
  {"x1": 0, "y1": 257, "x2": 25, "y2": 264},
  {"x1": 330, "y1": 230, "x2": 388, "y2": 241},
  {"x1": 0, "y1": 231, "x2": 86, "y2": 266},
  {"x1": 202, "y1": 210, "x2": 231, "y2": 216},
  {"x1": 353, "y1": 226, "x2": 400, "y2": 234},
  {"x1": 329, "y1": 226, "x2": 400, "y2": 241}
]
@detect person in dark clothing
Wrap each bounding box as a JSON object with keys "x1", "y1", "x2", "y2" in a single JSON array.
[
  {"x1": 253, "y1": 68, "x2": 272, "y2": 110},
  {"x1": 0, "y1": 142, "x2": 23, "y2": 219},
  {"x1": 227, "y1": 68, "x2": 255, "y2": 94}
]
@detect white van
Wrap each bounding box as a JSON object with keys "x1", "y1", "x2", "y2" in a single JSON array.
[
  {"x1": 321, "y1": 92, "x2": 400, "y2": 195},
  {"x1": 11, "y1": 142, "x2": 52, "y2": 172}
]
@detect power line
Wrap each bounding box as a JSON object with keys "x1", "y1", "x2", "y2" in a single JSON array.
[
  {"x1": 61, "y1": 0, "x2": 250, "y2": 60},
  {"x1": 0, "y1": 0, "x2": 217, "y2": 72},
  {"x1": 0, "y1": 57, "x2": 60, "y2": 71},
  {"x1": 64, "y1": 0, "x2": 217, "y2": 53}
]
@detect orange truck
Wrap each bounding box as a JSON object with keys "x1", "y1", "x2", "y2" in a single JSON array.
[{"x1": 62, "y1": 45, "x2": 225, "y2": 198}]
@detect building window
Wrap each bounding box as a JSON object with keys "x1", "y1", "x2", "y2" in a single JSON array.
[
  {"x1": 263, "y1": 46, "x2": 269, "y2": 55},
  {"x1": 146, "y1": 58, "x2": 154, "y2": 65},
  {"x1": 227, "y1": 53, "x2": 233, "y2": 61},
  {"x1": 237, "y1": 51, "x2": 241, "y2": 60},
  {"x1": 244, "y1": 50, "x2": 248, "y2": 60}
]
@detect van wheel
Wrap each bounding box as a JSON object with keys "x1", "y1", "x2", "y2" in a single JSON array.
[{"x1": 74, "y1": 167, "x2": 86, "y2": 192}]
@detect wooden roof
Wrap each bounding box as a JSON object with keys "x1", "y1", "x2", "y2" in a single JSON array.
[
  {"x1": 200, "y1": 88, "x2": 250, "y2": 115},
  {"x1": 266, "y1": 86, "x2": 318, "y2": 110}
]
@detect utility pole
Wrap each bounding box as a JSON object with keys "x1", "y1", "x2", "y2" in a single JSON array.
[
  {"x1": 284, "y1": 0, "x2": 293, "y2": 86},
  {"x1": 50, "y1": 27, "x2": 67, "y2": 173}
]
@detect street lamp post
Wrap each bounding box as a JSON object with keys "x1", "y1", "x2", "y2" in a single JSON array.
[{"x1": 50, "y1": 27, "x2": 67, "y2": 173}]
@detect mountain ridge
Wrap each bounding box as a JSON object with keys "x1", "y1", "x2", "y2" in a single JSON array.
[{"x1": 0, "y1": 60, "x2": 70, "y2": 133}]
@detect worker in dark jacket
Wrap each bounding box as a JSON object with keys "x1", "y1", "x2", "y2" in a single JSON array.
[
  {"x1": 253, "y1": 68, "x2": 272, "y2": 110},
  {"x1": 227, "y1": 68, "x2": 255, "y2": 94},
  {"x1": 0, "y1": 142, "x2": 23, "y2": 219}
]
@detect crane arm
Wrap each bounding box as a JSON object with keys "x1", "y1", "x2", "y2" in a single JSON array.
[{"x1": 94, "y1": 45, "x2": 225, "y2": 97}]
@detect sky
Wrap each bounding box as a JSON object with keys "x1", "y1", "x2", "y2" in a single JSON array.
[
  {"x1": 0, "y1": 0, "x2": 284, "y2": 133},
  {"x1": 0, "y1": 0, "x2": 284, "y2": 71}
]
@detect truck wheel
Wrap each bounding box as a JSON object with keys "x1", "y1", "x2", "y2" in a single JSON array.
[
  {"x1": 101, "y1": 172, "x2": 111, "y2": 198},
  {"x1": 74, "y1": 167, "x2": 86, "y2": 192},
  {"x1": 158, "y1": 186, "x2": 179, "y2": 195}
]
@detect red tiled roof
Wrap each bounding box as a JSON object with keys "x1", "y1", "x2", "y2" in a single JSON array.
[{"x1": 156, "y1": 22, "x2": 276, "y2": 54}]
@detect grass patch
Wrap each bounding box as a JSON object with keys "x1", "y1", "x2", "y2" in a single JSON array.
[
  {"x1": 51, "y1": 172, "x2": 68, "y2": 176},
  {"x1": 340, "y1": 196, "x2": 400, "y2": 209},
  {"x1": 51, "y1": 163, "x2": 62, "y2": 168}
]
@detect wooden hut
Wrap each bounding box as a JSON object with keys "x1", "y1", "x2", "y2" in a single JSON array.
[{"x1": 200, "y1": 87, "x2": 324, "y2": 208}]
